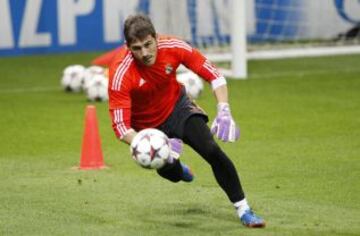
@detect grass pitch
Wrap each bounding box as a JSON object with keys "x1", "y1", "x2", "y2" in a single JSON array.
[{"x1": 0, "y1": 53, "x2": 359, "y2": 235}]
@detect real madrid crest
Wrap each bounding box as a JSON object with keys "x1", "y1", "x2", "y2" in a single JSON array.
[{"x1": 165, "y1": 64, "x2": 173, "y2": 74}]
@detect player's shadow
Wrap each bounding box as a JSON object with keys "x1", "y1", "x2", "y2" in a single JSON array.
[{"x1": 143, "y1": 203, "x2": 240, "y2": 232}]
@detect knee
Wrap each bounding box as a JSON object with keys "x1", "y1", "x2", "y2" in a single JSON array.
[{"x1": 202, "y1": 140, "x2": 224, "y2": 163}]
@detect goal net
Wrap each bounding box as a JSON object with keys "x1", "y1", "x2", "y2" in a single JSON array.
[{"x1": 148, "y1": 0, "x2": 360, "y2": 78}]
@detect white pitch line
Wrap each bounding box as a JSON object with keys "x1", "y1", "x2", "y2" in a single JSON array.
[
  {"x1": 0, "y1": 86, "x2": 61, "y2": 94},
  {"x1": 1, "y1": 66, "x2": 359, "y2": 94},
  {"x1": 249, "y1": 67, "x2": 360, "y2": 79},
  {"x1": 218, "y1": 66, "x2": 360, "y2": 79}
]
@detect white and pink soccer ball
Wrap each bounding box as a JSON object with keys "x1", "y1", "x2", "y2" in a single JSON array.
[
  {"x1": 130, "y1": 128, "x2": 171, "y2": 169},
  {"x1": 82, "y1": 65, "x2": 106, "y2": 92},
  {"x1": 61, "y1": 65, "x2": 86, "y2": 92},
  {"x1": 86, "y1": 73, "x2": 108, "y2": 102},
  {"x1": 176, "y1": 71, "x2": 204, "y2": 99}
]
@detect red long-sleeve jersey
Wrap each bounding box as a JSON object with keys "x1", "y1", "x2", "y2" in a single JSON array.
[{"x1": 108, "y1": 35, "x2": 226, "y2": 139}]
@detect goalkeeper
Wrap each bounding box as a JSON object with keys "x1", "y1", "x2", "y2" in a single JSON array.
[{"x1": 108, "y1": 14, "x2": 265, "y2": 228}]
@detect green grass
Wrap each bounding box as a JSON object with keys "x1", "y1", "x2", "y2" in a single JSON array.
[{"x1": 0, "y1": 53, "x2": 359, "y2": 235}]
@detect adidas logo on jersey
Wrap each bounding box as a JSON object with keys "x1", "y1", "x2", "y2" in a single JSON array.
[{"x1": 139, "y1": 78, "x2": 146, "y2": 87}]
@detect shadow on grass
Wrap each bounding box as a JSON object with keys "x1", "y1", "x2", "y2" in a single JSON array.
[{"x1": 142, "y1": 203, "x2": 241, "y2": 234}]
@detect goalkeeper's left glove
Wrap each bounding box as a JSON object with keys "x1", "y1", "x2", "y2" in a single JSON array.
[{"x1": 211, "y1": 103, "x2": 240, "y2": 142}]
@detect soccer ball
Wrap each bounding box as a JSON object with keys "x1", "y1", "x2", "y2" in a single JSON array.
[
  {"x1": 176, "y1": 71, "x2": 204, "y2": 99},
  {"x1": 61, "y1": 65, "x2": 85, "y2": 92},
  {"x1": 130, "y1": 128, "x2": 171, "y2": 169},
  {"x1": 82, "y1": 66, "x2": 106, "y2": 91},
  {"x1": 86, "y1": 74, "x2": 108, "y2": 102}
]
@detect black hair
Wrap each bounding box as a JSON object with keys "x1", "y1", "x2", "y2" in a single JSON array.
[{"x1": 124, "y1": 14, "x2": 156, "y2": 46}]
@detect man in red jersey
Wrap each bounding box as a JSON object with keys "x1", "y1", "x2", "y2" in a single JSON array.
[{"x1": 108, "y1": 14, "x2": 265, "y2": 228}]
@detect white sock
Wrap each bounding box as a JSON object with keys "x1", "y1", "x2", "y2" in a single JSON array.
[{"x1": 234, "y1": 199, "x2": 250, "y2": 218}]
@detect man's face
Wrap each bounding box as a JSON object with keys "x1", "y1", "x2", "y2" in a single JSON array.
[{"x1": 128, "y1": 35, "x2": 157, "y2": 66}]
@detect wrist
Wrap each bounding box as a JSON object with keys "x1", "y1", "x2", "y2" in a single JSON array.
[{"x1": 217, "y1": 102, "x2": 230, "y2": 113}]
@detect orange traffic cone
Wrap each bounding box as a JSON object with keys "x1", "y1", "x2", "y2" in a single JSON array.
[{"x1": 79, "y1": 105, "x2": 107, "y2": 170}]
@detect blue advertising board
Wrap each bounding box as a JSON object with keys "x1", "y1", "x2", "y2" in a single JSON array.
[
  {"x1": 0, "y1": 0, "x2": 358, "y2": 57},
  {"x1": 0, "y1": 0, "x2": 149, "y2": 56}
]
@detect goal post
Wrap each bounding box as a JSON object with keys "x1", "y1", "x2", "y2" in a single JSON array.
[
  {"x1": 231, "y1": 0, "x2": 247, "y2": 79},
  {"x1": 149, "y1": 0, "x2": 360, "y2": 79},
  {"x1": 197, "y1": 0, "x2": 360, "y2": 79}
]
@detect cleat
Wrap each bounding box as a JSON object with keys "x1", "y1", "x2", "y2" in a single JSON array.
[
  {"x1": 180, "y1": 163, "x2": 194, "y2": 182},
  {"x1": 240, "y1": 209, "x2": 266, "y2": 228}
]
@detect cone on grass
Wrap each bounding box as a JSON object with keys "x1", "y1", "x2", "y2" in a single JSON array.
[{"x1": 79, "y1": 105, "x2": 107, "y2": 169}]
